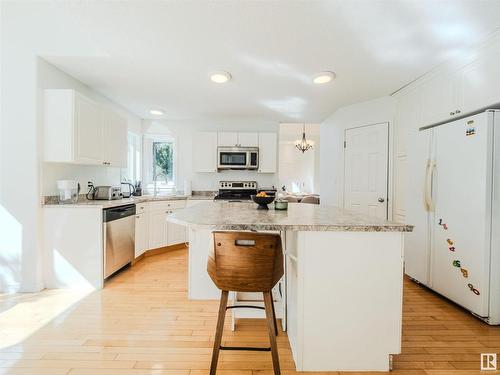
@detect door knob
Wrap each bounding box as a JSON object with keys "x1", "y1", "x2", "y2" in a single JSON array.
[{"x1": 378, "y1": 197, "x2": 385, "y2": 203}]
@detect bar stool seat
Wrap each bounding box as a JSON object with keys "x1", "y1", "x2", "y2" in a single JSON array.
[{"x1": 208, "y1": 231, "x2": 284, "y2": 375}]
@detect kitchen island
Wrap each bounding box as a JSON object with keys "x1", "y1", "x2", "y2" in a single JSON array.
[{"x1": 167, "y1": 201, "x2": 412, "y2": 372}]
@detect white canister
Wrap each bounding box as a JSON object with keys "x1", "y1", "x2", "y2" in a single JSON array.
[{"x1": 57, "y1": 180, "x2": 79, "y2": 204}]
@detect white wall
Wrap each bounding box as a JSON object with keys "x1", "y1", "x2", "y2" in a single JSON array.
[
  {"x1": 279, "y1": 123, "x2": 320, "y2": 194},
  {"x1": 38, "y1": 59, "x2": 142, "y2": 196},
  {"x1": 320, "y1": 96, "x2": 396, "y2": 207},
  {"x1": 142, "y1": 119, "x2": 279, "y2": 191},
  {"x1": 0, "y1": 2, "x2": 142, "y2": 292}
]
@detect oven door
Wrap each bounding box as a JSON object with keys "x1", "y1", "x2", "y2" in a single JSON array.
[{"x1": 218, "y1": 148, "x2": 248, "y2": 169}]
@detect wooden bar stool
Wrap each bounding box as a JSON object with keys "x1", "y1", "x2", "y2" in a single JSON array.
[{"x1": 208, "y1": 231, "x2": 284, "y2": 375}]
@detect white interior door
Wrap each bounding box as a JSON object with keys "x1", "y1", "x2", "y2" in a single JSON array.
[
  {"x1": 344, "y1": 123, "x2": 389, "y2": 219},
  {"x1": 431, "y1": 112, "x2": 492, "y2": 317}
]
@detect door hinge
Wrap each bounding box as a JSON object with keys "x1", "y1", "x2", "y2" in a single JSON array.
[{"x1": 343, "y1": 140, "x2": 346, "y2": 148}]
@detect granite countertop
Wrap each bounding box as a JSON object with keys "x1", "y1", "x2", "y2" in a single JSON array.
[
  {"x1": 167, "y1": 201, "x2": 413, "y2": 232},
  {"x1": 42, "y1": 193, "x2": 215, "y2": 209}
]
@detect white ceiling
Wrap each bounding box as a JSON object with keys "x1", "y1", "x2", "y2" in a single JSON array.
[{"x1": 41, "y1": 0, "x2": 500, "y2": 122}]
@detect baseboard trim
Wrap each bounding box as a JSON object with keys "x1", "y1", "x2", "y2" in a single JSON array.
[{"x1": 134, "y1": 243, "x2": 188, "y2": 264}]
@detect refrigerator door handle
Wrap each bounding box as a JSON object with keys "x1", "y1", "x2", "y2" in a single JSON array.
[
  {"x1": 424, "y1": 160, "x2": 430, "y2": 211},
  {"x1": 425, "y1": 160, "x2": 436, "y2": 212}
]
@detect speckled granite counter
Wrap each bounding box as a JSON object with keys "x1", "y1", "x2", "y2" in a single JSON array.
[
  {"x1": 167, "y1": 200, "x2": 412, "y2": 232},
  {"x1": 42, "y1": 193, "x2": 215, "y2": 209}
]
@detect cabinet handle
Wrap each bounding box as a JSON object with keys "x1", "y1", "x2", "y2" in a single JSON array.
[{"x1": 135, "y1": 215, "x2": 140, "y2": 218}]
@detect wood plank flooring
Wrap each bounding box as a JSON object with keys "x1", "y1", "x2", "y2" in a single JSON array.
[{"x1": 1, "y1": 246, "x2": 499, "y2": 374}]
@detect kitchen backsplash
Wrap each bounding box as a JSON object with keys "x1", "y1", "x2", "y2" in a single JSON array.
[{"x1": 42, "y1": 162, "x2": 123, "y2": 196}]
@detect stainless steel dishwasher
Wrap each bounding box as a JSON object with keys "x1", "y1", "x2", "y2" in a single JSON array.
[{"x1": 103, "y1": 204, "x2": 136, "y2": 279}]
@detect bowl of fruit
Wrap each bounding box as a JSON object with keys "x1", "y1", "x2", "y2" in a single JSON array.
[{"x1": 251, "y1": 192, "x2": 275, "y2": 210}]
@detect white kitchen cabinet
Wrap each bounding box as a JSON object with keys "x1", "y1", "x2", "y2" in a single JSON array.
[
  {"x1": 44, "y1": 89, "x2": 128, "y2": 166},
  {"x1": 104, "y1": 110, "x2": 128, "y2": 167},
  {"x1": 458, "y1": 43, "x2": 500, "y2": 114},
  {"x1": 75, "y1": 94, "x2": 105, "y2": 164},
  {"x1": 237, "y1": 132, "x2": 258, "y2": 147},
  {"x1": 419, "y1": 72, "x2": 457, "y2": 127},
  {"x1": 218, "y1": 132, "x2": 259, "y2": 147},
  {"x1": 217, "y1": 132, "x2": 238, "y2": 147},
  {"x1": 135, "y1": 212, "x2": 148, "y2": 257},
  {"x1": 193, "y1": 132, "x2": 218, "y2": 172},
  {"x1": 258, "y1": 132, "x2": 277, "y2": 173},
  {"x1": 148, "y1": 209, "x2": 167, "y2": 249},
  {"x1": 148, "y1": 201, "x2": 187, "y2": 249},
  {"x1": 167, "y1": 210, "x2": 186, "y2": 245}
]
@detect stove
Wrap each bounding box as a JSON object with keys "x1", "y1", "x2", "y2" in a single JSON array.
[{"x1": 213, "y1": 181, "x2": 257, "y2": 201}]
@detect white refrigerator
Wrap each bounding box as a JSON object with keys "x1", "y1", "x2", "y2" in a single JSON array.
[{"x1": 405, "y1": 110, "x2": 500, "y2": 324}]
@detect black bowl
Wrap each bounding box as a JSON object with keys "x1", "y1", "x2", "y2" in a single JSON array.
[{"x1": 251, "y1": 195, "x2": 275, "y2": 209}]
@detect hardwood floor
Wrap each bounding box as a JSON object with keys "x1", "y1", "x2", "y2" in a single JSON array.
[{"x1": 1, "y1": 247, "x2": 499, "y2": 374}]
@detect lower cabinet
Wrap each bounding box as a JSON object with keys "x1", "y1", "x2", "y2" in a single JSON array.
[
  {"x1": 134, "y1": 212, "x2": 148, "y2": 258},
  {"x1": 140, "y1": 200, "x2": 187, "y2": 255}
]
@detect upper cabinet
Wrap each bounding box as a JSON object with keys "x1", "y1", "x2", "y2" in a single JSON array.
[
  {"x1": 418, "y1": 71, "x2": 457, "y2": 127},
  {"x1": 458, "y1": 43, "x2": 500, "y2": 114},
  {"x1": 193, "y1": 131, "x2": 218, "y2": 172},
  {"x1": 258, "y1": 132, "x2": 277, "y2": 173},
  {"x1": 218, "y1": 132, "x2": 258, "y2": 147},
  {"x1": 44, "y1": 89, "x2": 128, "y2": 167}
]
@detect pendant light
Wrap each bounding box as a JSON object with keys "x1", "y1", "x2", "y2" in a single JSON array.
[{"x1": 295, "y1": 123, "x2": 313, "y2": 153}]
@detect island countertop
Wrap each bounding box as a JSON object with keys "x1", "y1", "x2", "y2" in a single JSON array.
[{"x1": 167, "y1": 201, "x2": 413, "y2": 232}]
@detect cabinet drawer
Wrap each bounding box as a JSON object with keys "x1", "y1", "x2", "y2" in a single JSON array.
[
  {"x1": 136, "y1": 203, "x2": 148, "y2": 213},
  {"x1": 148, "y1": 200, "x2": 186, "y2": 212}
]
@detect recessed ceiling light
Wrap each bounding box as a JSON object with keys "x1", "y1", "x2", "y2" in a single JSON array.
[
  {"x1": 313, "y1": 71, "x2": 336, "y2": 84},
  {"x1": 210, "y1": 71, "x2": 232, "y2": 83},
  {"x1": 149, "y1": 109, "x2": 164, "y2": 116}
]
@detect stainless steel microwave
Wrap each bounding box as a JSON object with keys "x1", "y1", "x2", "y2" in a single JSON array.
[{"x1": 217, "y1": 147, "x2": 259, "y2": 170}]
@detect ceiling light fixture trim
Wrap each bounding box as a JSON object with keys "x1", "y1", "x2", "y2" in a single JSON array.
[
  {"x1": 149, "y1": 109, "x2": 164, "y2": 116},
  {"x1": 313, "y1": 71, "x2": 336, "y2": 84},
  {"x1": 210, "y1": 71, "x2": 232, "y2": 83}
]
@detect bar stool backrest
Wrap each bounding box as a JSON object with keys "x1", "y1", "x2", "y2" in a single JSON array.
[{"x1": 208, "y1": 231, "x2": 284, "y2": 292}]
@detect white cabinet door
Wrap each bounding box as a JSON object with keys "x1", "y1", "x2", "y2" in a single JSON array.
[
  {"x1": 217, "y1": 132, "x2": 238, "y2": 147},
  {"x1": 135, "y1": 213, "x2": 147, "y2": 257},
  {"x1": 148, "y1": 210, "x2": 167, "y2": 249},
  {"x1": 258, "y1": 132, "x2": 277, "y2": 173},
  {"x1": 238, "y1": 132, "x2": 259, "y2": 147},
  {"x1": 419, "y1": 72, "x2": 457, "y2": 126},
  {"x1": 193, "y1": 132, "x2": 218, "y2": 172},
  {"x1": 74, "y1": 94, "x2": 105, "y2": 164},
  {"x1": 167, "y1": 210, "x2": 186, "y2": 246},
  {"x1": 458, "y1": 44, "x2": 500, "y2": 114},
  {"x1": 104, "y1": 111, "x2": 128, "y2": 167}
]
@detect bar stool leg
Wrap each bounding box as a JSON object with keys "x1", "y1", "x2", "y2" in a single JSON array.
[
  {"x1": 270, "y1": 293, "x2": 278, "y2": 336},
  {"x1": 263, "y1": 291, "x2": 281, "y2": 375},
  {"x1": 210, "y1": 290, "x2": 229, "y2": 375}
]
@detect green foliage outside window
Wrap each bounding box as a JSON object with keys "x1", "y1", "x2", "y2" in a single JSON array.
[{"x1": 153, "y1": 142, "x2": 173, "y2": 181}]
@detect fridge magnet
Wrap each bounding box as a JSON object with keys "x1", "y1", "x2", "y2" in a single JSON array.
[
  {"x1": 438, "y1": 219, "x2": 448, "y2": 230},
  {"x1": 447, "y1": 239, "x2": 454, "y2": 245},
  {"x1": 453, "y1": 260, "x2": 461, "y2": 267},
  {"x1": 460, "y1": 268, "x2": 469, "y2": 278},
  {"x1": 448, "y1": 246, "x2": 455, "y2": 252},
  {"x1": 466, "y1": 128, "x2": 476, "y2": 136},
  {"x1": 468, "y1": 283, "x2": 480, "y2": 295}
]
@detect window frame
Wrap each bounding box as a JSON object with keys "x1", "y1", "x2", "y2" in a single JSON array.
[{"x1": 143, "y1": 134, "x2": 178, "y2": 192}]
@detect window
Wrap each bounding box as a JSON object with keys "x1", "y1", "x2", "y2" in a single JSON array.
[
  {"x1": 152, "y1": 141, "x2": 174, "y2": 182},
  {"x1": 143, "y1": 135, "x2": 176, "y2": 192},
  {"x1": 126, "y1": 132, "x2": 141, "y2": 183}
]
